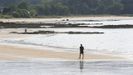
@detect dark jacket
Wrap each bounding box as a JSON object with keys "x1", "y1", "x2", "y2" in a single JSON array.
[{"x1": 80, "y1": 46, "x2": 84, "y2": 54}]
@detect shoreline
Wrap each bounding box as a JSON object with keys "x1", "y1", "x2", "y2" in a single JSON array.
[
  {"x1": 0, "y1": 16, "x2": 133, "y2": 28},
  {"x1": 0, "y1": 27, "x2": 129, "y2": 61},
  {"x1": 0, "y1": 16, "x2": 132, "y2": 61},
  {"x1": 0, "y1": 44, "x2": 122, "y2": 61},
  {"x1": 1, "y1": 16, "x2": 133, "y2": 23}
]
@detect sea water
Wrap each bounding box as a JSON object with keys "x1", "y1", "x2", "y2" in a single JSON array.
[
  {"x1": 1, "y1": 28, "x2": 133, "y2": 56},
  {"x1": 1, "y1": 19, "x2": 133, "y2": 56},
  {"x1": 1, "y1": 20, "x2": 133, "y2": 75}
]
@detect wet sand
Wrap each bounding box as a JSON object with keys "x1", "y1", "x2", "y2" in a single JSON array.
[
  {"x1": 0, "y1": 61, "x2": 132, "y2": 75},
  {"x1": 0, "y1": 44, "x2": 122, "y2": 61}
]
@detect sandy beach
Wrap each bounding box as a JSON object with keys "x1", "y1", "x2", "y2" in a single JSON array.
[
  {"x1": 0, "y1": 16, "x2": 133, "y2": 23},
  {"x1": 0, "y1": 30, "x2": 121, "y2": 61},
  {"x1": 0, "y1": 44, "x2": 123, "y2": 61},
  {"x1": 1, "y1": 16, "x2": 133, "y2": 75},
  {"x1": 0, "y1": 29, "x2": 122, "y2": 61},
  {"x1": 0, "y1": 16, "x2": 132, "y2": 61}
]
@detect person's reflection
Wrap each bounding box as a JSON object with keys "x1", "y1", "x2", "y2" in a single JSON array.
[{"x1": 79, "y1": 60, "x2": 84, "y2": 72}]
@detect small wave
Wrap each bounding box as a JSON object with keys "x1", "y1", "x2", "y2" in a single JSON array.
[{"x1": 1, "y1": 39, "x2": 77, "y2": 52}]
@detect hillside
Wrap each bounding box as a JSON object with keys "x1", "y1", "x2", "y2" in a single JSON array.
[
  {"x1": 0, "y1": 0, "x2": 133, "y2": 18},
  {"x1": 0, "y1": 0, "x2": 42, "y2": 7}
]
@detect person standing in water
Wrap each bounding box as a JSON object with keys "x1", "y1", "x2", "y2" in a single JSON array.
[
  {"x1": 79, "y1": 44, "x2": 84, "y2": 59},
  {"x1": 25, "y1": 28, "x2": 27, "y2": 33}
]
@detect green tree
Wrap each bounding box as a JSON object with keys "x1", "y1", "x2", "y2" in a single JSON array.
[
  {"x1": 43, "y1": 2, "x2": 70, "y2": 15},
  {"x1": 12, "y1": 9, "x2": 31, "y2": 18},
  {"x1": 11, "y1": 1, "x2": 37, "y2": 17},
  {"x1": 109, "y1": 2, "x2": 123, "y2": 14},
  {"x1": 18, "y1": 2, "x2": 29, "y2": 10}
]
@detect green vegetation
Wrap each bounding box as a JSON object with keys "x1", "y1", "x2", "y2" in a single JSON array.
[
  {"x1": 0, "y1": 0, "x2": 133, "y2": 18},
  {"x1": 0, "y1": 14, "x2": 13, "y2": 18}
]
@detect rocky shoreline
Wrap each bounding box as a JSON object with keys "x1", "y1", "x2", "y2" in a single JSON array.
[
  {"x1": 1, "y1": 21, "x2": 133, "y2": 28},
  {"x1": 11, "y1": 30, "x2": 104, "y2": 34}
]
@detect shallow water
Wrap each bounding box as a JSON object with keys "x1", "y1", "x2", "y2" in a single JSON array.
[
  {"x1": 1, "y1": 28, "x2": 133, "y2": 56},
  {"x1": 0, "y1": 61, "x2": 133, "y2": 75},
  {"x1": 1, "y1": 19, "x2": 133, "y2": 56},
  {"x1": 0, "y1": 20, "x2": 133, "y2": 75}
]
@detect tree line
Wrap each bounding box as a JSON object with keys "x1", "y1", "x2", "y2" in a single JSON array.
[{"x1": 0, "y1": 0, "x2": 133, "y2": 18}]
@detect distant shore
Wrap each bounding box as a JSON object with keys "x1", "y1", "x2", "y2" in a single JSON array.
[{"x1": 0, "y1": 16, "x2": 133, "y2": 28}]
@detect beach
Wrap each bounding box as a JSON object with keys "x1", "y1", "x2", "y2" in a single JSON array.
[
  {"x1": 0, "y1": 45, "x2": 122, "y2": 61},
  {"x1": 0, "y1": 29, "x2": 121, "y2": 61},
  {"x1": 0, "y1": 16, "x2": 131, "y2": 61},
  {"x1": 1, "y1": 16, "x2": 133, "y2": 23},
  {"x1": 0, "y1": 16, "x2": 133, "y2": 75},
  {"x1": 0, "y1": 25, "x2": 124, "y2": 61}
]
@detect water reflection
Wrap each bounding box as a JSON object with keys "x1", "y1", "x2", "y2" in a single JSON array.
[{"x1": 79, "y1": 60, "x2": 84, "y2": 72}]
